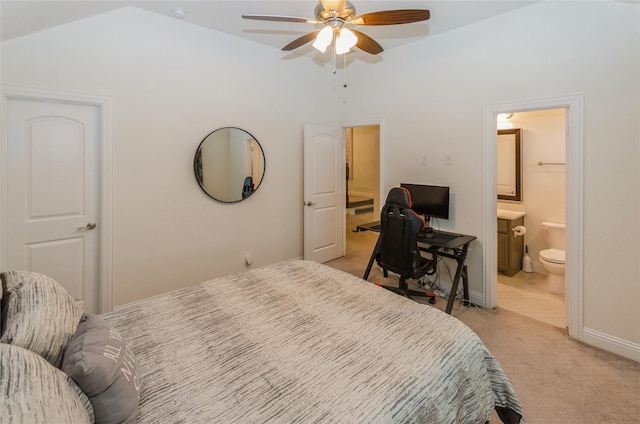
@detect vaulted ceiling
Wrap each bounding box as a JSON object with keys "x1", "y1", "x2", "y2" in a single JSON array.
[{"x1": 1, "y1": 1, "x2": 537, "y2": 56}]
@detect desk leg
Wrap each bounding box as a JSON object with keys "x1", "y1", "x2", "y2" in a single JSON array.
[
  {"x1": 445, "y1": 244, "x2": 470, "y2": 314},
  {"x1": 363, "y1": 234, "x2": 382, "y2": 281},
  {"x1": 462, "y1": 265, "x2": 470, "y2": 306}
]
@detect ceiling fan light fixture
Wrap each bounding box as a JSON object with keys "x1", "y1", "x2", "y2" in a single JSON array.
[
  {"x1": 335, "y1": 27, "x2": 357, "y2": 54},
  {"x1": 243, "y1": 1, "x2": 429, "y2": 57},
  {"x1": 312, "y1": 26, "x2": 334, "y2": 53}
]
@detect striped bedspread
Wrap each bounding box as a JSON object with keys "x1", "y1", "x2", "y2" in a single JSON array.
[{"x1": 104, "y1": 260, "x2": 524, "y2": 423}]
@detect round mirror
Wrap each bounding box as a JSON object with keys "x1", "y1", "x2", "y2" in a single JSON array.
[{"x1": 194, "y1": 127, "x2": 265, "y2": 203}]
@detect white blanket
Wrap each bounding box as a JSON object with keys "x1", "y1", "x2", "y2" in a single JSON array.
[{"x1": 104, "y1": 260, "x2": 524, "y2": 423}]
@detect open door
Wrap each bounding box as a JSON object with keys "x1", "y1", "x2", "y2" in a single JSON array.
[{"x1": 303, "y1": 124, "x2": 344, "y2": 262}]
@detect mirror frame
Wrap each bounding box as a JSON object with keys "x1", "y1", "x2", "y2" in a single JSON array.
[
  {"x1": 497, "y1": 128, "x2": 522, "y2": 202},
  {"x1": 194, "y1": 127, "x2": 265, "y2": 203}
]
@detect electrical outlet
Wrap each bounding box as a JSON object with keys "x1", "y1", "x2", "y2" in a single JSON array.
[
  {"x1": 244, "y1": 254, "x2": 253, "y2": 266},
  {"x1": 444, "y1": 154, "x2": 453, "y2": 165},
  {"x1": 421, "y1": 155, "x2": 428, "y2": 165}
]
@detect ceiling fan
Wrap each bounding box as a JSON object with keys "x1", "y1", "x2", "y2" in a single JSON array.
[{"x1": 242, "y1": 0, "x2": 430, "y2": 56}]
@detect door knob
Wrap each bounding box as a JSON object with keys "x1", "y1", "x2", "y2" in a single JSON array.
[
  {"x1": 305, "y1": 201, "x2": 316, "y2": 206},
  {"x1": 78, "y1": 222, "x2": 97, "y2": 230}
]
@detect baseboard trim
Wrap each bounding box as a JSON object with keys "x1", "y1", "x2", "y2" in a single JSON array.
[
  {"x1": 469, "y1": 290, "x2": 484, "y2": 307},
  {"x1": 454, "y1": 286, "x2": 639, "y2": 362},
  {"x1": 582, "y1": 327, "x2": 640, "y2": 362},
  {"x1": 455, "y1": 291, "x2": 639, "y2": 362}
]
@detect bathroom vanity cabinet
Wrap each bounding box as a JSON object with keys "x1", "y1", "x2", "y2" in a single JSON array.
[{"x1": 497, "y1": 216, "x2": 525, "y2": 277}]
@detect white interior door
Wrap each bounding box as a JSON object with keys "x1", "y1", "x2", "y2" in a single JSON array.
[
  {"x1": 303, "y1": 124, "x2": 344, "y2": 262},
  {"x1": 5, "y1": 98, "x2": 100, "y2": 313}
]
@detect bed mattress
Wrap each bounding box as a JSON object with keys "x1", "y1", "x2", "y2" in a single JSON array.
[{"x1": 104, "y1": 260, "x2": 524, "y2": 423}]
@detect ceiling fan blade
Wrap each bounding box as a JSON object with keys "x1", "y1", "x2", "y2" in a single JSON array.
[
  {"x1": 320, "y1": 0, "x2": 347, "y2": 13},
  {"x1": 242, "y1": 14, "x2": 317, "y2": 24},
  {"x1": 351, "y1": 9, "x2": 430, "y2": 26},
  {"x1": 351, "y1": 30, "x2": 383, "y2": 55},
  {"x1": 282, "y1": 31, "x2": 320, "y2": 51}
]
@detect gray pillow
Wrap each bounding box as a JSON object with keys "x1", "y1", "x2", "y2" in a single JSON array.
[
  {"x1": 0, "y1": 270, "x2": 83, "y2": 368},
  {"x1": 0, "y1": 343, "x2": 94, "y2": 423},
  {"x1": 63, "y1": 313, "x2": 141, "y2": 424}
]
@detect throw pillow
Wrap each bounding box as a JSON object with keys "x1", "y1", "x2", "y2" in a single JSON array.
[
  {"x1": 0, "y1": 270, "x2": 83, "y2": 368},
  {"x1": 63, "y1": 313, "x2": 141, "y2": 424},
  {"x1": 0, "y1": 343, "x2": 94, "y2": 423}
]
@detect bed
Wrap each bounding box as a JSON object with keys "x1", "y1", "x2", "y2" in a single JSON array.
[{"x1": 1, "y1": 260, "x2": 524, "y2": 423}]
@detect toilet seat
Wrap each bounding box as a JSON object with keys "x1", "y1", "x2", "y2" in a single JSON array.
[{"x1": 540, "y1": 248, "x2": 565, "y2": 264}]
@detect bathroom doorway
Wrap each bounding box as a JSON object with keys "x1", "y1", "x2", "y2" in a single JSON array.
[
  {"x1": 484, "y1": 94, "x2": 583, "y2": 338},
  {"x1": 495, "y1": 109, "x2": 567, "y2": 329},
  {"x1": 344, "y1": 124, "x2": 381, "y2": 260}
]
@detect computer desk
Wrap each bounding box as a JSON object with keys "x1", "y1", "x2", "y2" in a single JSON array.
[{"x1": 356, "y1": 221, "x2": 477, "y2": 314}]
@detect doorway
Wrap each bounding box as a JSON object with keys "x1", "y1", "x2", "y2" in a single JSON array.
[
  {"x1": 343, "y1": 123, "x2": 381, "y2": 265},
  {"x1": 1, "y1": 85, "x2": 114, "y2": 313},
  {"x1": 483, "y1": 94, "x2": 584, "y2": 340},
  {"x1": 495, "y1": 109, "x2": 567, "y2": 329}
]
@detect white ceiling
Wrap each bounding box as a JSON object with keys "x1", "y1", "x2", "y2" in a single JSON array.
[{"x1": 1, "y1": 1, "x2": 538, "y2": 55}]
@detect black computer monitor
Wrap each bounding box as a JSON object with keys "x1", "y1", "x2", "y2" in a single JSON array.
[{"x1": 400, "y1": 183, "x2": 450, "y2": 220}]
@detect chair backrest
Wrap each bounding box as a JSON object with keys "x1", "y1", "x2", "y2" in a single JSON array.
[
  {"x1": 242, "y1": 176, "x2": 254, "y2": 199},
  {"x1": 377, "y1": 187, "x2": 426, "y2": 278}
]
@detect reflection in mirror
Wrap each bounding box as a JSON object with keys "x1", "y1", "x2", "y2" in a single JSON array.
[
  {"x1": 497, "y1": 128, "x2": 522, "y2": 202},
  {"x1": 194, "y1": 127, "x2": 265, "y2": 203}
]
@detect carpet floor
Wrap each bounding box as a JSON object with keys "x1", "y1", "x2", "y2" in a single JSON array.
[{"x1": 325, "y1": 228, "x2": 640, "y2": 423}]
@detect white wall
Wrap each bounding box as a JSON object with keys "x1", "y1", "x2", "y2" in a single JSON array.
[
  {"x1": 2, "y1": 1, "x2": 638, "y2": 358},
  {"x1": 1, "y1": 6, "x2": 335, "y2": 305},
  {"x1": 341, "y1": 1, "x2": 639, "y2": 352}
]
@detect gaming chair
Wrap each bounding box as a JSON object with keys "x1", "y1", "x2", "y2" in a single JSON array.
[
  {"x1": 375, "y1": 187, "x2": 436, "y2": 303},
  {"x1": 242, "y1": 176, "x2": 254, "y2": 199}
]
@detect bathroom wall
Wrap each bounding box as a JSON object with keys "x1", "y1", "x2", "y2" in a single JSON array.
[
  {"x1": 348, "y1": 126, "x2": 380, "y2": 213},
  {"x1": 498, "y1": 109, "x2": 567, "y2": 273}
]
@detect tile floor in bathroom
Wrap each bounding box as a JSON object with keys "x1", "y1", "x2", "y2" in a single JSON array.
[{"x1": 497, "y1": 271, "x2": 566, "y2": 329}]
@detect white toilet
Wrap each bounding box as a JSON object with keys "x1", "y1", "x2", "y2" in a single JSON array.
[{"x1": 539, "y1": 222, "x2": 566, "y2": 294}]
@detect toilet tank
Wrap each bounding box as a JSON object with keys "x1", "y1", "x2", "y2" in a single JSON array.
[{"x1": 542, "y1": 222, "x2": 565, "y2": 250}]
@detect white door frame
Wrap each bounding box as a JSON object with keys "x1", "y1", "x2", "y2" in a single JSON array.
[
  {"x1": 1, "y1": 85, "x2": 114, "y2": 313},
  {"x1": 483, "y1": 94, "x2": 584, "y2": 340}
]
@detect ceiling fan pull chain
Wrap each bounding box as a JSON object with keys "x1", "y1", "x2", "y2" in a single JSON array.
[{"x1": 343, "y1": 54, "x2": 348, "y2": 88}]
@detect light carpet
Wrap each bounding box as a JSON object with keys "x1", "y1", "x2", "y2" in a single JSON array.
[{"x1": 325, "y1": 230, "x2": 640, "y2": 424}]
